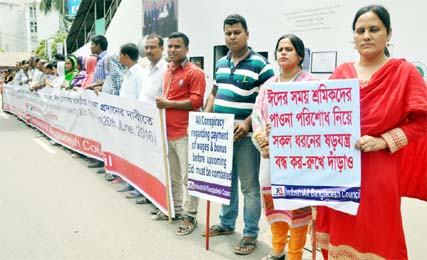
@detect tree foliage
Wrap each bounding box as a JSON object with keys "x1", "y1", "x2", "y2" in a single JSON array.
[
  {"x1": 39, "y1": 0, "x2": 74, "y2": 32},
  {"x1": 39, "y1": 0, "x2": 64, "y2": 15},
  {"x1": 36, "y1": 0, "x2": 72, "y2": 59},
  {"x1": 34, "y1": 31, "x2": 68, "y2": 60}
]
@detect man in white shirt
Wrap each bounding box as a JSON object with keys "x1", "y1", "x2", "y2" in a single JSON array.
[
  {"x1": 138, "y1": 34, "x2": 168, "y2": 106},
  {"x1": 13, "y1": 61, "x2": 28, "y2": 85},
  {"x1": 119, "y1": 43, "x2": 144, "y2": 100},
  {"x1": 29, "y1": 59, "x2": 47, "y2": 91},
  {"x1": 28, "y1": 56, "x2": 40, "y2": 83},
  {"x1": 43, "y1": 63, "x2": 65, "y2": 89},
  {"x1": 126, "y1": 35, "x2": 168, "y2": 203},
  {"x1": 116, "y1": 43, "x2": 145, "y2": 193}
]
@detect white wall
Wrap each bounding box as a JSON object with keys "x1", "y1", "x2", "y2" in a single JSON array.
[
  {"x1": 0, "y1": 1, "x2": 60, "y2": 53},
  {"x1": 0, "y1": 2, "x2": 26, "y2": 52},
  {"x1": 9, "y1": 3, "x2": 63, "y2": 54},
  {"x1": 73, "y1": 41, "x2": 91, "y2": 58},
  {"x1": 273, "y1": 0, "x2": 427, "y2": 77},
  {"x1": 105, "y1": 0, "x2": 143, "y2": 55},
  {"x1": 178, "y1": 0, "x2": 427, "y2": 81},
  {"x1": 72, "y1": 0, "x2": 427, "y2": 83},
  {"x1": 36, "y1": 7, "x2": 60, "y2": 42}
]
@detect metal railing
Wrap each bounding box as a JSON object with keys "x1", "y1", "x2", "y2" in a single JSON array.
[{"x1": 71, "y1": 0, "x2": 121, "y2": 52}]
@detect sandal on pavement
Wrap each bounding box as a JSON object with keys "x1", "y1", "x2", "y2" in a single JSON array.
[
  {"x1": 234, "y1": 237, "x2": 257, "y2": 255},
  {"x1": 136, "y1": 197, "x2": 152, "y2": 204},
  {"x1": 201, "y1": 224, "x2": 234, "y2": 237},
  {"x1": 105, "y1": 173, "x2": 115, "y2": 182},
  {"x1": 261, "y1": 253, "x2": 286, "y2": 260},
  {"x1": 150, "y1": 208, "x2": 160, "y2": 215},
  {"x1": 176, "y1": 216, "x2": 198, "y2": 236},
  {"x1": 151, "y1": 212, "x2": 168, "y2": 221},
  {"x1": 151, "y1": 212, "x2": 183, "y2": 221},
  {"x1": 126, "y1": 192, "x2": 142, "y2": 199}
]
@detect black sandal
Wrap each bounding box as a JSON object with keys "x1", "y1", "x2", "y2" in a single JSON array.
[
  {"x1": 201, "y1": 224, "x2": 233, "y2": 237},
  {"x1": 262, "y1": 253, "x2": 286, "y2": 260},
  {"x1": 234, "y1": 238, "x2": 257, "y2": 255},
  {"x1": 136, "y1": 197, "x2": 151, "y2": 204}
]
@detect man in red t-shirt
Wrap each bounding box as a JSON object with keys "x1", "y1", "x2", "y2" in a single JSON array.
[{"x1": 155, "y1": 32, "x2": 206, "y2": 236}]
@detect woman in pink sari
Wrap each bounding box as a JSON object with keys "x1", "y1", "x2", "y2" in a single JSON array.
[
  {"x1": 252, "y1": 34, "x2": 316, "y2": 260},
  {"x1": 81, "y1": 55, "x2": 97, "y2": 89},
  {"x1": 316, "y1": 5, "x2": 427, "y2": 260}
]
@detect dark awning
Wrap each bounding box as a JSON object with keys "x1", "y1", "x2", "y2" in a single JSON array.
[{"x1": 66, "y1": 0, "x2": 118, "y2": 54}]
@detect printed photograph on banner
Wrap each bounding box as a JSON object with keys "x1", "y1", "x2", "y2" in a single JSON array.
[
  {"x1": 267, "y1": 79, "x2": 361, "y2": 215},
  {"x1": 142, "y1": 0, "x2": 177, "y2": 38},
  {"x1": 188, "y1": 112, "x2": 234, "y2": 205}
]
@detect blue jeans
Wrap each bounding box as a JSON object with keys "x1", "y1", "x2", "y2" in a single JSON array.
[{"x1": 219, "y1": 136, "x2": 261, "y2": 238}]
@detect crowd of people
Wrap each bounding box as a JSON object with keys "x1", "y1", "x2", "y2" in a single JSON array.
[
  {"x1": 2, "y1": 5, "x2": 427, "y2": 260},
  {"x1": 0, "y1": 53, "x2": 103, "y2": 93}
]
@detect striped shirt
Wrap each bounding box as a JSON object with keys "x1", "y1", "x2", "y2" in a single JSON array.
[
  {"x1": 93, "y1": 50, "x2": 109, "y2": 83},
  {"x1": 213, "y1": 50, "x2": 274, "y2": 121}
]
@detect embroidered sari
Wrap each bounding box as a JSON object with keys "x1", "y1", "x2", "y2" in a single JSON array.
[
  {"x1": 316, "y1": 59, "x2": 427, "y2": 260},
  {"x1": 252, "y1": 72, "x2": 316, "y2": 227}
]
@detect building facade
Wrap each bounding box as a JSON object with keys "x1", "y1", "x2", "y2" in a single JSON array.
[{"x1": 0, "y1": 0, "x2": 60, "y2": 53}]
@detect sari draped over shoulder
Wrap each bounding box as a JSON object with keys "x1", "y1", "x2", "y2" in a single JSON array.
[
  {"x1": 65, "y1": 56, "x2": 78, "y2": 84},
  {"x1": 316, "y1": 59, "x2": 427, "y2": 260},
  {"x1": 252, "y1": 72, "x2": 317, "y2": 227},
  {"x1": 400, "y1": 136, "x2": 427, "y2": 200},
  {"x1": 71, "y1": 70, "x2": 87, "y2": 87},
  {"x1": 81, "y1": 56, "x2": 97, "y2": 89}
]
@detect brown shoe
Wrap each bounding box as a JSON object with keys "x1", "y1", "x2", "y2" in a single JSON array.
[{"x1": 201, "y1": 224, "x2": 233, "y2": 237}]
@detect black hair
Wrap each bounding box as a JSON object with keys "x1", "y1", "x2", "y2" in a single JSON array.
[
  {"x1": 120, "y1": 43, "x2": 139, "y2": 61},
  {"x1": 54, "y1": 53, "x2": 65, "y2": 61},
  {"x1": 223, "y1": 14, "x2": 248, "y2": 32},
  {"x1": 91, "y1": 35, "x2": 108, "y2": 51},
  {"x1": 45, "y1": 63, "x2": 55, "y2": 70},
  {"x1": 352, "y1": 5, "x2": 391, "y2": 57},
  {"x1": 146, "y1": 34, "x2": 164, "y2": 47},
  {"x1": 168, "y1": 32, "x2": 189, "y2": 47},
  {"x1": 76, "y1": 56, "x2": 85, "y2": 70},
  {"x1": 274, "y1": 34, "x2": 305, "y2": 67},
  {"x1": 66, "y1": 56, "x2": 76, "y2": 67},
  {"x1": 32, "y1": 56, "x2": 40, "y2": 63}
]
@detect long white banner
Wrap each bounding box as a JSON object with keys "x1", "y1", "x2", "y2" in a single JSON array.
[
  {"x1": 26, "y1": 87, "x2": 103, "y2": 159},
  {"x1": 2, "y1": 84, "x2": 173, "y2": 216}
]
